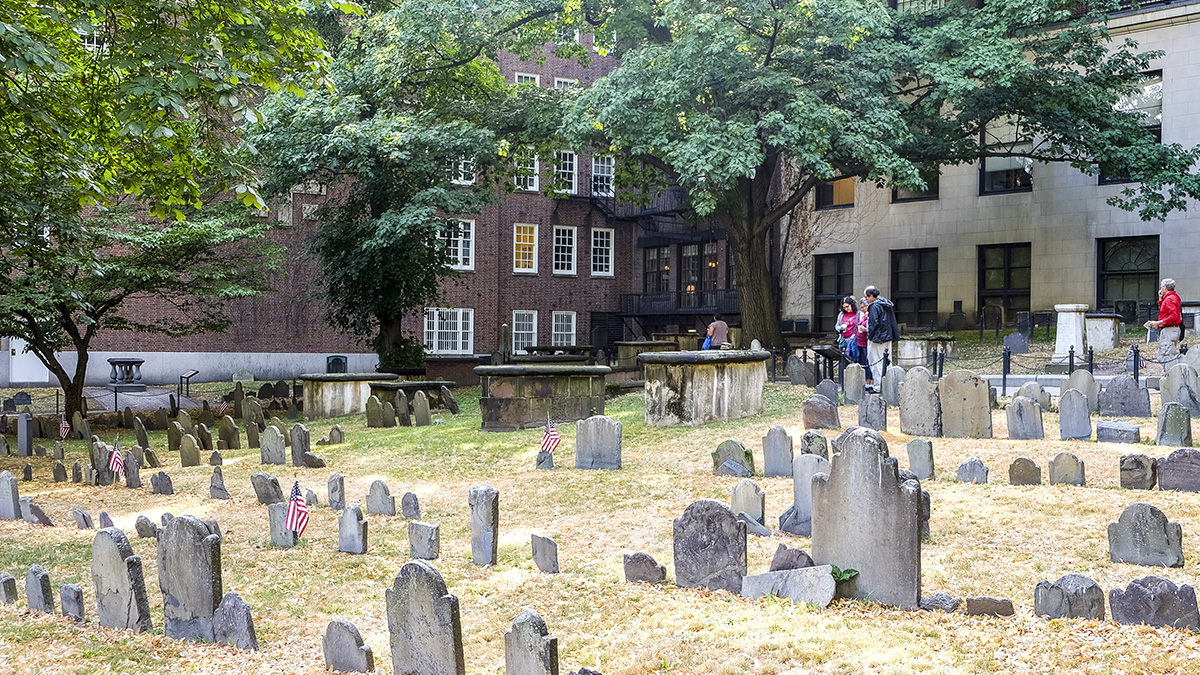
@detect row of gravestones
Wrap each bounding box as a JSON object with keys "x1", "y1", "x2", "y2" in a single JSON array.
[
  {"x1": 0, "y1": 391, "x2": 33, "y2": 412},
  {"x1": 954, "y1": 447, "x2": 1200, "y2": 492}
]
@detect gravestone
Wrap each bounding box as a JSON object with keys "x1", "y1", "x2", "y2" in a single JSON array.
[
  {"x1": 919, "y1": 593, "x2": 961, "y2": 612},
  {"x1": 441, "y1": 386, "x2": 460, "y2": 414},
  {"x1": 396, "y1": 391, "x2": 412, "y2": 427},
  {"x1": 1110, "y1": 576, "x2": 1199, "y2": 631},
  {"x1": 1006, "y1": 396, "x2": 1044, "y2": 440},
  {"x1": 22, "y1": 463, "x2": 32, "y2": 482},
  {"x1": 61, "y1": 585, "x2": 85, "y2": 622},
  {"x1": 53, "y1": 442, "x2": 64, "y2": 460},
  {"x1": 274, "y1": 380, "x2": 289, "y2": 399},
  {"x1": 1063, "y1": 369, "x2": 1101, "y2": 412},
  {"x1": 965, "y1": 597, "x2": 1015, "y2": 617},
  {"x1": 1097, "y1": 420, "x2": 1141, "y2": 444},
  {"x1": 623, "y1": 553, "x2": 667, "y2": 583},
  {"x1": 25, "y1": 565, "x2": 53, "y2": 613},
  {"x1": 303, "y1": 450, "x2": 327, "y2": 468},
  {"x1": 536, "y1": 449, "x2": 554, "y2": 471},
  {"x1": 330, "y1": 425, "x2": 345, "y2": 444},
  {"x1": 17, "y1": 413, "x2": 33, "y2": 457},
  {"x1": 1049, "y1": 452, "x2": 1085, "y2": 486},
  {"x1": 290, "y1": 424, "x2": 311, "y2": 468},
  {"x1": 339, "y1": 505, "x2": 368, "y2": 554},
  {"x1": 213, "y1": 592, "x2": 258, "y2": 651},
  {"x1": 1003, "y1": 331, "x2": 1029, "y2": 354},
  {"x1": 505, "y1": 609, "x2": 558, "y2": 675},
  {"x1": 198, "y1": 403, "x2": 214, "y2": 427},
  {"x1": 259, "y1": 425, "x2": 285, "y2": 465},
  {"x1": 386, "y1": 561, "x2": 465, "y2": 675},
  {"x1": 150, "y1": 471, "x2": 173, "y2": 495},
  {"x1": 1108, "y1": 503, "x2": 1184, "y2": 568},
  {"x1": 72, "y1": 411, "x2": 92, "y2": 442},
  {"x1": 858, "y1": 393, "x2": 887, "y2": 431},
  {"x1": 469, "y1": 484, "x2": 500, "y2": 566},
  {"x1": 210, "y1": 451, "x2": 223, "y2": 466},
  {"x1": 956, "y1": 457, "x2": 988, "y2": 484},
  {"x1": 53, "y1": 460, "x2": 67, "y2": 482},
  {"x1": 898, "y1": 367, "x2": 942, "y2": 437},
  {"x1": 1120, "y1": 454, "x2": 1158, "y2": 490},
  {"x1": 0, "y1": 573, "x2": 13, "y2": 605},
  {"x1": 72, "y1": 506, "x2": 93, "y2": 529},
  {"x1": 88, "y1": 441, "x2": 115, "y2": 486},
  {"x1": 123, "y1": 451, "x2": 142, "y2": 489},
  {"x1": 1099, "y1": 374, "x2": 1152, "y2": 417},
  {"x1": 306, "y1": 490, "x2": 318, "y2": 506},
  {"x1": 939, "y1": 371, "x2": 992, "y2": 438},
  {"x1": 1, "y1": 471, "x2": 21, "y2": 520},
  {"x1": 250, "y1": 472, "x2": 284, "y2": 504},
  {"x1": 1157, "y1": 402, "x2": 1193, "y2": 447},
  {"x1": 799, "y1": 430, "x2": 828, "y2": 461},
  {"x1": 1008, "y1": 457, "x2": 1042, "y2": 485},
  {"x1": 1034, "y1": 574, "x2": 1105, "y2": 620},
  {"x1": 811, "y1": 427, "x2": 921, "y2": 608},
  {"x1": 711, "y1": 438, "x2": 754, "y2": 476},
  {"x1": 762, "y1": 426, "x2": 793, "y2": 478},
  {"x1": 367, "y1": 480, "x2": 396, "y2": 516},
  {"x1": 145, "y1": 448, "x2": 162, "y2": 469},
  {"x1": 34, "y1": 444, "x2": 46, "y2": 457},
  {"x1": 770, "y1": 543, "x2": 815, "y2": 571},
  {"x1": 816, "y1": 379, "x2": 839, "y2": 406},
  {"x1": 1016, "y1": 381, "x2": 1052, "y2": 410},
  {"x1": 906, "y1": 439, "x2": 934, "y2": 480},
  {"x1": 176, "y1": 410, "x2": 194, "y2": 434},
  {"x1": 232, "y1": 381, "x2": 246, "y2": 412},
  {"x1": 531, "y1": 534, "x2": 559, "y2": 574},
  {"x1": 158, "y1": 515, "x2": 223, "y2": 642},
  {"x1": 409, "y1": 521, "x2": 440, "y2": 560},
  {"x1": 882, "y1": 366, "x2": 906, "y2": 407},
  {"x1": 0, "y1": 435, "x2": 7, "y2": 456},
  {"x1": 843, "y1": 364, "x2": 865, "y2": 404},
  {"x1": 92, "y1": 527, "x2": 153, "y2": 631},
  {"x1": 218, "y1": 416, "x2": 240, "y2": 450},
  {"x1": 802, "y1": 395, "x2": 840, "y2": 430},
  {"x1": 20, "y1": 496, "x2": 52, "y2": 526},
  {"x1": 210, "y1": 467, "x2": 231, "y2": 500},
  {"x1": 246, "y1": 423, "x2": 260, "y2": 449},
  {"x1": 1158, "y1": 448, "x2": 1200, "y2": 492},
  {"x1": 154, "y1": 408, "x2": 168, "y2": 430},
  {"x1": 575, "y1": 415, "x2": 622, "y2": 470},
  {"x1": 780, "y1": 453, "x2": 833, "y2": 536},
  {"x1": 197, "y1": 424, "x2": 213, "y2": 452},
  {"x1": 329, "y1": 474, "x2": 347, "y2": 511},
  {"x1": 401, "y1": 492, "x2": 420, "y2": 519},
  {"x1": 245, "y1": 399, "x2": 265, "y2": 430},
  {"x1": 381, "y1": 402, "x2": 397, "y2": 428},
  {"x1": 180, "y1": 434, "x2": 201, "y2": 467},
  {"x1": 72, "y1": 461, "x2": 81, "y2": 483},
  {"x1": 413, "y1": 391, "x2": 433, "y2": 426},
  {"x1": 257, "y1": 383, "x2": 274, "y2": 400},
  {"x1": 1058, "y1": 388, "x2": 1092, "y2": 441},
  {"x1": 731, "y1": 479, "x2": 765, "y2": 525},
  {"x1": 323, "y1": 619, "x2": 375, "y2": 674},
  {"x1": 740, "y1": 565, "x2": 837, "y2": 609},
  {"x1": 268, "y1": 502, "x2": 298, "y2": 548},
  {"x1": 135, "y1": 516, "x2": 158, "y2": 539},
  {"x1": 1161, "y1": 363, "x2": 1200, "y2": 416},
  {"x1": 134, "y1": 416, "x2": 150, "y2": 449},
  {"x1": 673, "y1": 499, "x2": 747, "y2": 594},
  {"x1": 167, "y1": 421, "x2": 184, "y2": 452}
]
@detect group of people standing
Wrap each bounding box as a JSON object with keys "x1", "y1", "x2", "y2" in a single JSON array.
[{"x1": 835, "y1": 286, "x2": 899, "y2": 393}]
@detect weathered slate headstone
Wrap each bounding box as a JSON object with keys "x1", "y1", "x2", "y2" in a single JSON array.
[
  {"x1": 72, "y1": 506, "x2": 94, "y2": 529},
  {"x1": 780, "y1": 454, "x2": 830, "y2": 537},
  {"x1": 25, "y1": 564, "x2": 53, "y2": 613},
  {"x1": 1111, "y1": 576, "x2": 1200, "y2": 631},
  {"x1": 1034, "y1": 574, "x2": 1105, "y2": 620},
  {"x1": 144, "y1": 448, "x2": 162, "y2": 468},
  {"x1": 246, "y1": 423, "x2": 260, "y2": 449},
  {"x1": 150, "y1": 471, "x2": 173, "y2": 495},
  {"x1": 178, "y1": 434, "x2": 200, "y2": 467},
  {"x1": 20, "y1": 496, "x2": 53, "y2": 526},
  {"x1": 328, "y1": 474, "x2": 346, "y2": 511},
  {"x1": 956, "y1": 457, "x2": 988, "y2": 484},
  {"x1": 22, "y1": 463, "x2": 32, "y2": 482},
  {"x1": 218, "y1": 415, "x2": 241, "y2": 450},
  {"x1": 1161, "y1": 363, "x2": 1200, "y2": 416},
  {"x1": 762, "y1": 426, "x2": 793, "y2": 478},
  {"x1": 575, "y1": 415, "x2": 622, "y2": 470},
  {"x1": 52, "y1": 460, "x2": 67, "y2": 482},
  {"x1": 898, "y1": 367, "x2": 942, "y2": 437},
  {"x1": 939, "y1": 371, "x2": 992, "y2": 438},
  {"x1": 1158, "y1": 448, "x2": 1200, "y2": 492},
  {"x1": 158, "y1": 515, "x2": 222, "y2": 642},
  {"x1": 1058, "y1": 388, "x2": 1092, "y2": 441},
  {"x1": 906, "y1": 438, "x2": 934, "y2": 480},
  {"x1": 323, "y1": 619, "x2": 375, "y2": 674},
  {"x1": 306, "y1": 490, "x2": 318, "y2": 506},
  {"x1": 176, "y1": 410, "x2": 194, "y2": 435},
  {"x1": 395, "y1": 391, "x2": 412, "y2": 427},
  {"x1": 1016, "y1": 381, "x2": 1051, "y2": 410},
  {"x1": 770, "y1": 543, "x2": 815, "y2": 571},
  {"x1": 386, "y1": 561, "x2": 465, "y2": 675},
  {"x1": 802, "y1": 394, "x2": 840, "y2": 430},
  {"x1": 1097, "y1": 419, "x2": 1141, "y2": 443},
  {"x1": 196, "y1": 423, "x2": 213, "y2": 452},
  {"x1": 72, "y1": 411, "x2": 92, "y2": 442},
  {"x1": 858, "y1": 393, "x2": 887, "y2": 431},
  {"x1": 268, "y1": 502, "x2": 298, "y2": 548},
  {"x1": 250, "y1": 472, "x2": 284, "y2": 504},
  {"x1": 209, "y1": 450, "x2": 223, "y2": 466},
  {"x1": 711, "y1": 438, "x2": 754, "y2": 476},
  {"x1": 413, "y1": 391, "x2": 433, "y2": 426},
  {"x1": 135, "y1": 516, "x2": 158, "y2": 539},
  {"x1": 1108, "y1": 502, "x2": 1184, "y2": 568},
  {"x1": 673, "y1": 499, "x2": 746, "y2": 594},
  {"x1": 1006, "y1": 395, "x2": 1043, "y2": 440},
  {"x1": 531, "y1": 534, "x2": 559, "y2": 574},
  {"x1": 623, "y1": 553, "x2": 666, "y2": 583},
  {"x1": 505, "y1": 609, "x2": 558, "y2": 675},
  {"x1": 409, "y1": 521, "x2": 440, "y2": 560},
  {"x1": 815, "y1": 379, "x2": 839, "y2": 406},
  {"x1": 799, "y1": 430, "x2": 828, "y2": 461},
  {"x1": 731, "y1": 479, "x2": 766, "y2": 526},
  {"x1": 329, "y1": 425, "x2": 346, "y2": 444},
  {"x1": 167, "y1": 421, "x2": 184, "y2": 453},
  {"x1": 1003, "y1": 331, "x2": 1029, "y2": 354},
  {"x1": 965, "y1": 596, "x2": 1015, "y2": 617},
  {"x1": 367, "y1": 480, "x2": 396, "y2": 516},
  {"x1": 1120, "y1": 454, "x2": 1158, "y2": 490},
  {"x1": 290, "y1": 424, "x2": 311, "y2": 468},
  {"x1": 881, "y1": 366, "x2": 906, "y2": 407},
  {"x1": 208, "y1": 467, "x2": 231, "y2": 500},
  {"x1": 919, "y1": 593, "x2": 961, "y2": 612},
  {"x1": 91, "y1": 527, "x2": 152, "y2": 631},
  {"x1": 0, "y1": 435, "x2": 7, "y2": 456},
  {"x1": 134, "y1": 415, "x2": 150, "y2": 450},
  {"x1": 1062, "y1": 369, "x2": 1100, "y2": 412},
  {"x1": 17, "y1": 413, "x2": 34, "y2": 457},
  {"x1": 741, "y1": 565, "x2": 837, "y2": 609},
  {"x1": 213, "y1": 592, "x2": 258, "y2": 651},
  {"x1": 469, "y1": 484, "x2": 500, "y2": 566},
  {"x1": 123, "y1": 451, "x2": 141, "y2": 489},
  {"x1": 1008, "y1": 457, "x2": 1042, "y2": 485},
  {"x1": 381, "y1": 402, "x2": 397, "y2": 428},
  {"x1": 441, "y1": 386, "x2": 460, "y2": 415},
  {"x1": 1099, "y1": 374, "x2": 1152, "y2": 417},
  {"x1": 260, "y1": 425, "x2": 285, "y2": 465},
  {"x1": 339, "y1": 504, "x2": 368, "y2": 554},
  {"x1": 52, "y1": 441, "x2": 64, "y2": 460},
  {"x1": 1157, "y1": 402, "x2": 1193, "y2": 447},
  {"x1": 843, "y1": 364, "x2": 865, "y2": 404},
  {"x1": 401, "y1": 492, "x2": 420, "y2": 519},
  {"x1": 811, "y1": 427, "x2": 921, "y2": 609},
  {"x1": 1049, "y1": 452, "x2": 1086, "y2": 486}
]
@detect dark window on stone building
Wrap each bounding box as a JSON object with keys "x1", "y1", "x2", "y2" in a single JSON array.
[
  {"x1": 815, "y1": 253, "x2": 854, "y2": 333},
  {"x1": 1097, "y1": 236, "x2": 1159, "y2": 314},
  {"x1": 643, "y1": 246, "x2": 670, "y2": 294},
  {"x1": 978, "y1": 243, "x2": 1031, "y2": 324},
  {"x1": 891, "y1": 248, "x2": 939, "y2": 329}
]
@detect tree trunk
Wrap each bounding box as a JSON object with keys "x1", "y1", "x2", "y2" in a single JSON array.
[
  {"x1": 375, "y1": 316, "x2": 409, "y2": 367},
  {"x1": 728, "y1": 218, "x2": 784, "y2": 349}
]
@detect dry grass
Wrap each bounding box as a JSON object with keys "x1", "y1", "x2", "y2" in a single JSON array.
[{"x1": 3, "y1": 383, "x2": 1200, "y2": 674}]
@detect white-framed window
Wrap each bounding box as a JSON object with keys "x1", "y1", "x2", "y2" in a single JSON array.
[
  {"x1": 515, "y1": 73, "x2": 540, "y2": 86},
  {"x1": 554, "y1": 150, "x2": 577, "y2": 194},
  {"x1": 513, "y1": 310, "x2": 538, "y2": 353},
  {"x1": 552, "y1": 311, "x2": 577, "y2": 346},
  {"x1": 424, "y1": 307, "x2": 474, "y2": 355},
  {"x1": 514, "y1": 149, "x2": 539, "y2": 192},
  {"x1": 449, "y1": 158, "x2": 475, "y2": 185},
  {"x1": 553, "y1": 226, "x2": 576, "y2": 275},
  {"x1": 443, "y1": 219, "x2": 474, "y2": 270},
  {"x1": 591, "y1": 227, "x2": 614, "y2": 277},
  {"x1": 554, "y1": 78, "x2": 579, "y2": 90},
  {"x1": 78, "y1": 28, "x2": 105, "y2": 52},
  {"x1": 591, "y1": 155, "x2": 614, "y2": 196},
  {"x1": 555, "y1": 27, "x2": 580, "y2": 46},
  {"x1": 513, "y1": 223, "x2": 538, "y2": 274}
]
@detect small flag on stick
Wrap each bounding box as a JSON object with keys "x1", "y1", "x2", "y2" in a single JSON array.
[
  {"x1": 285, "y1": 481, "x2": 309, "y2": 537},
  {"x1": 539, "y1": 419, "x2": 561, "y2": 455},
  {"x1": 217, "y1": 400, "x2": 230, "y2": 417},
  {"x1": 59, "y1": 416, "x2": 71, "y2": 440},
  {"x1": 108, "y1": 438, "x2": 124, "y2": 475}
]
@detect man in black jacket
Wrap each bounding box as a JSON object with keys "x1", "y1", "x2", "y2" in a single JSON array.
[{"x1": 864, "y1": 286, "x2": 900, "y2": 392}]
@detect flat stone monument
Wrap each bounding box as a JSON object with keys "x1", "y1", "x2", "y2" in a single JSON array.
[
  {"x1": 639, "y1": 350, "x2": 769, "y2": 426},
  {"x1": 1097, "y1": 420, "x2": 1141, "y2": 443},
  {"x1": 1108, "y1": 502, "x2": 1184, "y2": 568},
  {"x1": 673, "y1": 499, "x2": 746, "y2": 594},
  {"x1": 741, "y1": 565, "x2": 836, "y2": 609}
]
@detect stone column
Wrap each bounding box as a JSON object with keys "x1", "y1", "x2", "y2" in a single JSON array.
[{"x1": 1051, "y1": 304, "x2": 1089, "y2": 364}]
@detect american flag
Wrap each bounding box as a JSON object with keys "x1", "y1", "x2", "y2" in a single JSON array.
[
  {"x1": 108, "y1": 438, "x2": 124, "y2": 475},
  {"x1": 285, "y1": 481, "x2": 309, "y2": 537},
  {"x1": 59, "y1": 416, "x2": 70, "y2": 440},
  {"x1": 217, "y1": 400, "x2": 229, "y2": 417},
  {"x1": 539, "y1": 419, "x2": 561, "y2": 454}
]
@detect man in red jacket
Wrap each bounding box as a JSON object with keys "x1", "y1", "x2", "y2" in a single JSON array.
[{"x1": 1151, "y1": 278, "x2": 1183, "y2": 366}]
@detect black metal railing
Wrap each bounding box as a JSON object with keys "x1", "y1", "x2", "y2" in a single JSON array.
[
  {"x1": 579, "y1": 184, "x2": 688, "y2": 222},
  {"x1": 619, "y1": 290, "x2": 740, "y2": 316}
]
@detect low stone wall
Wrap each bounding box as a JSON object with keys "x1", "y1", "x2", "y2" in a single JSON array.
[
  {"x1": 615, "y1": 341, "x2": 676, "y2": 369},
  {"x1": 473, "y1": 365, "x2": 611, "y2": 431},
  {"x1": 300, "y1": 373, "x2": 397, "y2": 420},
  {"x1": 639, "y1": 350, "x2": 769, "y2": 426}
]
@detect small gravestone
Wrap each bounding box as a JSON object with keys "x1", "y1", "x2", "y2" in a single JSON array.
[
  {"x1": 920, "y1": 593, "x2": 961, "y2": 612},
  {"x1": 72, "y1": 506, "x2": 94, "y2": 529},
  {"x1": 762, "y1": 426, "x2": 793, "y2": 478},
  {"x1": 441, "y1": 386, "x2": 460, "y2": 414},
  {"x1": 381, "y1": 402, "x2": 397, "y2": 428},
  {"x1": 323, "y1": 619, "x2": 375, "y2": 673},
  {"x1": 802, "y1": 394, "x2": 840, "y2": 430},
  {"x1": 1016, "y1": 381, "x2": 1051, "y2": 410},
  {"x1": 741, "y1": 565, "x2": 837, "y2": 609},
  {"x1": 17, "y1": 414, "x2": 34, "y2": 456},
  {"x1": 339, "y1": 504, "x2": 368, "y2": 554},
  {"x1": 329, "y1": 425, "x2": 345, "y2": 444},
  {"x1": 367, "y1": 480, "x2": 396, "y2": 516},
  {"x1": 505, "y1": 609, "x2": 558, "y2": 675},
  {"x1": 179, "y1": 434, "x2": 201, "y2": 467},
  {"x1": 711, "y1": 438, "x2": 754, "y2": 476},
  {"x1": 413, "y1": 391, "x2": 433, "y2": 426},
  {"x1": 939, "y1": 370, "x2": 992, "y2": 438},
  {"x1": 198, "y1": 403, "x2": 214, "y2": 427},
  {"x1": 149, "y1": 471, "x2": 173, "y2": 495},
  {"x1": 965, "y1": 597, "x2": 1015, "y2": 617},
  {"x1": 898, "y1": 367, "x2": 942, "y2": 437},
  {"x1": 154, "y1": 408, "x2": 168, "y2": 430},
  {"x1": 623, "y1": 553, "x2": 666, "y2": 583},
  {"x1": 386, "y1": 561, "x2": 464, "y2": 675},
  {"x1": 1120, "y1": 454, "x2": 1158, "y2": 490},
  {"x1": 858, "y1": 393, "x2": 887, "y2": 431},
  {"x1": 60, "y1": 583, "x2": 85, "y2": 622},
  {"x1": 906, "y1": 439, "x2": 934, "y2": 480},
  {"x1": 1158, "y1": 448, "x2": 1200, "y2": 492},
  {"x1": 52, "y1": 442, "x2": 64, "y2": 460},
  {"x1": 161, "y1": 513, "x2": 174, "y2": 527},
  {"x1": 409, "y1": 521, "x2": 440, "y2": 560},
  {"x1": 731, "y1": 479, "x2": 765, "y2": 525},
  {"x1": 882, "y1": 366, "x2": 906, "y2": 407},
  {"x1": 1110, "y1": 576, "x2": 1200, "y2": 631},
  {"x1": 21, "y1": 497, "x2": 53, "y2": 526},
  {"x1": 1161, "y1": 363, "x2": 1200, "y2": 416},
  {"x1": 1157, "y1": 402, "x2": 1193, "y2": 447},
  {"x1": 25, "y1": 565, "x2": 53, "y2": 613},
  {"x1": 176, "y1": 410, "x2": 194, "y2": 434},
  {"x1": 72, "y1": 411, "x2": 92, "y2": 442},
  {"x1": 259, "y1": 425, "x2": 285, "y2": 465},
  {"x1": 135, "y1": 516, "x2": 158, "y2": 538},
  {"x1": 144, "y1": 448, "x2": 162, "y2": 468},
  {"x1": 210, "y1": 467, "x2": 231, "y2": 500},
  {"x1": 575, "y1": 415, "x2": 622, "y2": 470},
  {"x1": 799, "y1": 430, "x2": 828, "y2": 461},
  {"x1": 843, "y1": 364, "x2": 865, "y2": 404},
  {"x1": 209, "y1": 450, "x2": 222, "y2": 466},
  {"x1": 673, "y1": 499, "x2": 746, "y2": 594},
  {"x1": 34, "y1": 444, "x2": 46, "y2": 457},
  {"x1": 290, "y1": 424, "x2": 311, "y2": 468},
  {"x1": 218, "y1": 416, "x2": 241, "y2": 450},
  {"x1": 246, "y1": 423, "x2": 260, "y2": 449},
  {"x1": 306, "y1": 490, "x2": 317, "y2": 506},
  {"x1": 1008, "y1": 457, "x2": 1042, "y2": 485},
  {"x1": 1006, "y1": 396, "x2": 1043, "y2": 440},
  {"x1": 536, "y1": 449, "x2": 554, "y2": 470},
  {"x1": 196, "y1": 424, "x2": 213, "y2": 452},
  {"x1": 1063, "y1": 369, "x2": 1100, "y2": 412},
  {"x1": 1058, "y1": 388, "x2": 1092, "y2": 440},
  {"x1": 0, "y1": 436, "x2": 7, "y2": 456},
  {"x1": 956, "y1": 457, "x2": 988, "y2": 484},
  {"x1": 1099, "y1": 374, "x2": 1152, "y2": 417},
  {"x1": 1003, "y1": 331, "x2": 1029, "y2": 354},
  {"x1": 779, "y1": 454, "x2": 831, "y2": 537},
  {"x1": 1097, "y1": 420, "x2": 1141, "y2": 443},
  {"x1": 98, "y1": 511, "x2": 113, "y2": 529},
  {"x1": 815, "y1": 379, "x2": 839, "y2": 406},
  {"x1": 268, "y1": 502, "x2": 298, "y2": 548},
  {"x1": 71, "y1": 461, "x2": 81, "y2": 483},
  {"x1": 302, "y1": 450, "x2": 326, "y2": 468},
  {"x1": 1048, "y1": 452, "x2": 1085, "y2": 486},
  {"x1": 328, "y1": 474, "x2": 346, "y2": 511},
  {"x1": 53, "y1": 461, "x2": 67, "y2": 482},
  {"x1": 531, "y1": 534, "x2": 559, "y2": 574},
  {"x1": 0, "y1": 573, "x2": 13, "y2": 605},
  {"x1": 22, "y1": 463, "x2": 32, "y2": 482},
  {"x1": 257, "y1": 383, "x2": 274, "y2": 400},
  {"x1": 213, "y1": 592, "x2": 258, "y2": 651},
  {"x1": 158, "y1": 515, "x2": 223, "y2": 642},
  {"x1": 395, "y1": 391, "x2": 412, "y2": 427},
  {"x1": 167, "y1": 421, "x2": 183, "y2": 452},
  {"x1": 1108, "y1": 503, "x2": 1184, "y2": 567},
  {"x1": 134, "y1": 416, "x2": 150, "y2": 449},
  {"x1": 469, "y1": 484, "x2": 500, "y2": 566},
  {"x1": 250, "y1": 472, "x2": 284, "y2": 504},
  {"x1": 770, "y1": 543, "x2": 815, "y2": 571},
  {"x1": 401, "y1": 492, "x2": 420, "y2": 519}
]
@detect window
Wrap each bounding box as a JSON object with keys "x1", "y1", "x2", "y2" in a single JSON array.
[
  {"x1": 554, "y1": 151, "x2": 577, "y2": 194},
  {"x1": 679, "y1": 244, "x2": 701, "y2": 308},
  {"x1": 513, "y1": 310, "x2": 538, "y2": 353},
  {"x1": 553, "y1": 226, "x2": 576, "y2": 275},
  {"x1": 815, "y1": 177, "x2": 854, "y2": 209},
  {"x1": 1098, "y1": 236, "x2": 1159, "y2": 313},
  {"x1": 643, "y1": 246, "x2": 670, "y2": 293},
  {"x1": 449, "y1": 158, "x2": 474, "y2": 185},
  {"x1": 552, "y1": 311, "x2": 577, "y2": 345},
  {"x1": 1101, "y1": 71, "x2": 1163, "y2": 184},
  {"x1": 443, "y1": 220, "x2": 474, "y2": 271},
  {"x1": 980, "y1": 117, "x2": 1033, "y2": 194},
  {"x1": 554, "y1": 78, "x2": 579, "y2": 90},
  {"x1": 79, "y1": 30, "x2": 105, "y2": 51},
  {"x1": 892, "y1": 166, "x2": 940, "y2": 203},
  {"x1": 424, "y1": 308, "x2": 474, "y2": 355},
  {"x1": 592, "y1": 156, "x2": 614, "y2": 196},
  {"x1": 978, "y1": 243, "x2": 1031, "y2": 324},
  {"x1": 591, "y1": 228, "x2": 614, "y2": 277},
  {"x1": 814, "y1": 253, "x2": 854, "y2": 333},
  {"x1": 515, "y1": 73, "x2": 540, "y2": 85},
  {"x1": 513, "y1": 148, "x2": 539, "y2": 192},
  {"x1": 513, "y1": 223, "x2": 538, "y2": 273},
  {"x1": 891, "y1": 248, "x2": 939, "y2": 329}
]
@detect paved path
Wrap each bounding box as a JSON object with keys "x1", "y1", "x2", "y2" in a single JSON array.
[{"x1": 84, "y1": 387, "x2": 199, "y2": 413}]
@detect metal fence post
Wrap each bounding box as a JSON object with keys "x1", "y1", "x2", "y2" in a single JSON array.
[
  {"x1": 1002, "y1": 346, "x2": 1010, "y2": 396},
  {"x1": 1088, "y1": 347, "x2": 1094, "y2": 374},
  {"x1": 1068, "y1": 345, "x2": 1075, "y2": 373},
  {"x1": 1132, "y1": 343, "x2": 1141, "y2": 385}
]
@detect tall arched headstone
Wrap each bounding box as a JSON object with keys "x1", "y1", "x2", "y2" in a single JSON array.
[
  {"x1": 898, "y1": 367, "x2": 941, "y2": 437},
  {"x1": 386, "y1": 561, "x2": 465, "y2": 675},
  {"x1": 92, "y1": 527, "x2": 152, "y2": 632},
  {"x1": 157, "y1": 515, "x2": 222, "y2": 642}
]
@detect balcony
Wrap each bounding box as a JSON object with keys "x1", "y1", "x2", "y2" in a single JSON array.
[
  {"x1": 577, "y1": 183, "x2": 688, "y2": 222},
  {"x1": 619, "y1": 290, "x2": 741, "y2": 316}
]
